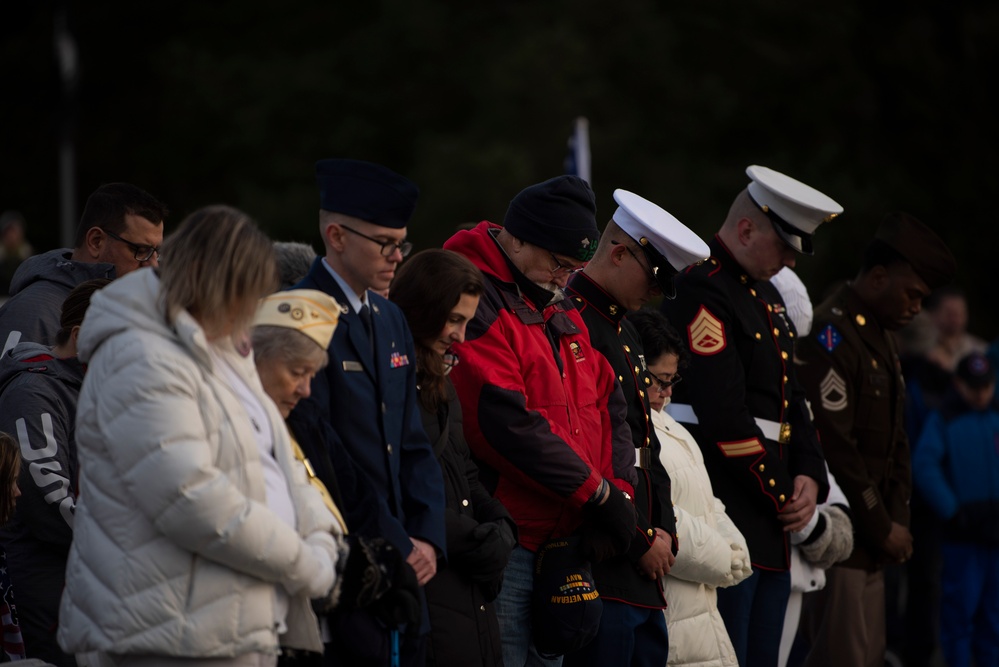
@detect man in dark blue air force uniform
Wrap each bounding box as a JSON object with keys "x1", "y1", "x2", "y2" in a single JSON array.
[
  {"x1": 292, "y1": 158, "x2": 445, "y2": 666},
  {"x1": 564, "y1": 189, "x2": 709, "y2": 667},
  {"x1": 661, "y1": 166, "x2": 840, "y2": 667}
]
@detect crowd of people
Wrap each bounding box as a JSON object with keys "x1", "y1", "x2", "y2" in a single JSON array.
[{"x1": 0, "y1": 160, "x2": 995, "y2": 667}]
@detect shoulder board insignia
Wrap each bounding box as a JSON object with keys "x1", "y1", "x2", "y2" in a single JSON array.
[
  {"x1": 817, "y1": 324, "x2": 842, "y2": 353},
  {"x1": 688, "y1": 306, "x2": 726, "y2": 356},
  {"x1": 819, "y1": 368, "x2": 848, "y2": 412},
  {"x1": 717, "y1": 438, "x2": 764, "y2": 458}
]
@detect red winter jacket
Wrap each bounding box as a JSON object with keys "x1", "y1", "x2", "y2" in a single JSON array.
[{"x1": 444, "y1": 222, "x2": 635, "y2": 551}]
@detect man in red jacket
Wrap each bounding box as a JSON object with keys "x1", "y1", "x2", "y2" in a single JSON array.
[{"x1": 445, "y1": 175, "x2": 637, "y2": 666}]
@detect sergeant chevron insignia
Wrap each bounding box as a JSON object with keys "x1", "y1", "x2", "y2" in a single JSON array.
[
  {"x1": 689, "y1": 306, "x2": 725, "y2": 356},
  {"x1": 819, "y1": 368, "x2": 848, "y2": 412}
]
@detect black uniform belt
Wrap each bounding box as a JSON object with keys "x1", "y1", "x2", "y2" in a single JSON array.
[{"x1": 667, "y1": 403, "x2": 792, "y2": 445}]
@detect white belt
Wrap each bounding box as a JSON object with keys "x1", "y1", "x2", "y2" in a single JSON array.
[{"x1": 667, "y1": 403, "x2": 790, "y2": 444}]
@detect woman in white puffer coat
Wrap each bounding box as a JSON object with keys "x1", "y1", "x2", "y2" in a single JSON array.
[
  {"x1": 58, "y1": 206, "x2": 345, "y2": 666},
  {"x1": 631, "y1": 310, "x2": 752, "y2": 667}
]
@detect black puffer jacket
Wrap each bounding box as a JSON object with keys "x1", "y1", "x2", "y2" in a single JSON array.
[{"x1": 421, "y1": 378, "x2": 515, "y2": 667}]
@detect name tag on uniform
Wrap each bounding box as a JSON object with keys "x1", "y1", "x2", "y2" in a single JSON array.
[{"x1": 342, "y1": 360, "x2": 364, "y2": 372}]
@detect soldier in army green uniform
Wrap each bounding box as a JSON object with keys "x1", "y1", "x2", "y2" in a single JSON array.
[
  {"x1": 564, "y1": 190, "x2": 708, "y2": 667},
  {"x1": 796, "y1": 213, "x2": 956, "y2": 667}
]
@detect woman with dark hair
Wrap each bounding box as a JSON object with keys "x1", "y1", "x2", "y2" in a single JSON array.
[
  {"x1": 0, "y1": 278, "x2": 108, "y2": 666},
  {"x1": 390, "y1": 249, "x2": 516, "y2": 667},
  {"x1": 629, "y1": 309, "x2": 751, "y2": 667},
  {"x1": 58, "y1": 206, "x2": 344, "y2": 665}
]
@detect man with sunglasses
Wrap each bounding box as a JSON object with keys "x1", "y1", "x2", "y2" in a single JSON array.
[
  {"x1": 292, "y1": 158, "x2": 444, "y2": 666},
  {"x1": 445, "y1": 175, "x2": 638, "y2": 666},
  {"x1": 563, "y1": 190, "x2": 709, "y2": 667},
  {"x1": 0, "y1": 182, "x2": 165, "y2": 355},
  {"x1": 661, "y1": 166, "x2": 841, "y2": 667}
]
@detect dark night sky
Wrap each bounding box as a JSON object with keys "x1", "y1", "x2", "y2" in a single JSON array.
[{"x1": 2, "y1": 0, "x2": 998, "y2": 336}]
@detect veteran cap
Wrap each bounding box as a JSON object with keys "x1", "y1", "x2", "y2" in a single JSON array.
[
  {"x1": 315, "y1": 159, "x2": 419, "y2": 229},
  {"x1": 956, "y1": 352, "x2": 995, "y2": 390},
  {"x1": 873, "y1": 212, "x2": 956, "y2": 290},
  {"x1": 612, "y1": 189, "x2": 710, "y2": 299},
  {"x1": 254, "y1": 289, "x2": 345, "y2": 350},
  {"x1": 531, "y1": 536, "x2": 602, "y2": 657},
  {"x1": 745, "y1": 165, "x2": 843, "y2": 255},
  {"x1": 503, "y1": 175, "x2": 600, "y2": 262}
]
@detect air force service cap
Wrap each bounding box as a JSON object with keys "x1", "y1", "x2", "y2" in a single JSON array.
[
  {"x1": 315, "y1": 158, "x2": 419, "y2": 229},
  {"x1": 745, "y1": 165, "x2": 843, "y2": 255},
  {"x1": 612, "y1": 189, "x2": 710, "y2": 299}
]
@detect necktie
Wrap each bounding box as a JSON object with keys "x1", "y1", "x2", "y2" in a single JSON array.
[{"x1": 359, "y1": 303, "x2": 374, "y2": 353}]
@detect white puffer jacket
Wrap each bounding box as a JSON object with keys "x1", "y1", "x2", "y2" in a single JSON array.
[
  {"x1": 654, "y1": 408, "x2": 751, "y2": 667},
  {"x1": 58, "y1": 269, "x2": 343, "y2": 657}
]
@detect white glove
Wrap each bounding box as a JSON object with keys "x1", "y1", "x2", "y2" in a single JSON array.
[{"x1": 283, "y1": 530, "x2": 337, "y2": 598}]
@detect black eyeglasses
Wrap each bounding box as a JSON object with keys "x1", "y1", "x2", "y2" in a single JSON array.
[
  {"x1": 341, "y1": 225, "x2": 413, "y2": 258},
  {"x1": 549, "y1": 252, "x2": 584, "y2": 277},
  {"x1": 648, "y1": 368, "x2": 682, "y2": 392},
  {"x1": 104, "y1": 229, "x2": 159, "y2": 262},
  {"x1": 611, "y1": 240, "x2": 657, "y2": 288}
]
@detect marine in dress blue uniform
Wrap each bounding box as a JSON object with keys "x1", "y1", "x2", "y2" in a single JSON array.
[
  {"x1": 661, "y1": 166, "x2": 840, "y2": 667},
  {"x1": 291, "y1": 159, "x2": 445, "y2": 666},
  {"x1": 564, "y1": 190, "x2": 709, "y2": 667}
]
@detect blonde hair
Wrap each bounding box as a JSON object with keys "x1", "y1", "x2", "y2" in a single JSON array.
[{"x1": 160, "y1": 205, "x2": 278, "y2": 339}]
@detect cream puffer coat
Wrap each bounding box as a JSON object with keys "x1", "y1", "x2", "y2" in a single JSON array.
[
  {"x1": 58, "y1": 269, "x2": 343, "y2": 657},
  {"x1": 653, "y1": 407, "x2": 751, "y2": 667}
]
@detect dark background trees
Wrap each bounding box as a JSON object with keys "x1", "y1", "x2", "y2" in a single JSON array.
[{"x1": 2, "y1": 0, "x2": 997, "y2": 334}]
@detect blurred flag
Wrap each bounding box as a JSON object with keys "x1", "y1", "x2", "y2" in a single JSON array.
[{"x1": 564, "y1": 117, "x2": 591, "y2": 185}]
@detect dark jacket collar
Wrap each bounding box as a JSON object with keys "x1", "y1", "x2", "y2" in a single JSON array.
[{"x1": 567, "y1": 271, "x2": 626, "y2": 325}]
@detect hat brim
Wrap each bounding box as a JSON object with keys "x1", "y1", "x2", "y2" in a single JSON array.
[
  {"x1": 637, "y1": 242, "x2": 678, "y2": 299},
  {"x1": 769, "y1": 219, "x2": 813, "y2": 255}
]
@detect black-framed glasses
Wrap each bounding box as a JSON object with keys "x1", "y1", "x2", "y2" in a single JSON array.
[
  {"x1": 104, "y1": 228, "x2": 159, "y2": 262},
  {"x1": 648, "y1": 368, "x2": 682, "y2": 392},
  {"x1": 549, "y1": 252, "x2": 584, "y2": 277},
  {"x1": 341, "y1": 225, "x2": 413, "y2": 258}
]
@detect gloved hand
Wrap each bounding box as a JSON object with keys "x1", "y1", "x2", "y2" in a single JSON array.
[
  {"x1": 460, "y1": 520, "x2": 516, "y2": 583},
  {"x1": 336, "y1": 535, "x2": 421, "y2": 629},
  {"x1": 801, "y1": 505, "x2": 854, "y2": 569},
  {"x1": 578, "y1": 484, "x2": 637, "y2": 562}
]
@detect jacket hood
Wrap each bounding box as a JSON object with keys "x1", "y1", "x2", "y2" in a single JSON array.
[
  {"x1": 77, "y1": 268, "x2": 210, "y2": 367},
  {"x1": 8, "y1": 248, "x2": 115, "y2": 297},
  {"x1": 444, "y1": 221, "x2": 561, "y2": 309},
  {"x1": 444, "y1": 222, "x2": 513, "y2": 282},
  {"x1": 0, "y1": 341, "x2": 86, "y2": 393}
]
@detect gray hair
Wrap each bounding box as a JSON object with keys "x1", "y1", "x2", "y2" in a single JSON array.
[
  {"x1": 273, "y1": 241, "x2": 317, "y2": 289},
  {"x1": 251, "y1": 325, "x2": 328, "y2": 370}
]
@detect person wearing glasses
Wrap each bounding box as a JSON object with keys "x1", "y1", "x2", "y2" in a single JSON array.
[
  {"x1": 444, "y1": 175, "x2": 637, "y2": 666},
  {"x1": 561, "y1": 190, "x2": 708, "y2": 667},
  {"x1": 660, "y1": 166, "x2": 841, "y2": 667},
  {"x1": 0, "y1": 182, "x2": 166, "y2": 354},
  {"x1": 628, "y1": 308, "x2": 752, "y2": 667},
  {"x1": 291, "y1": 158, "x2": 444, "y2": 666}
]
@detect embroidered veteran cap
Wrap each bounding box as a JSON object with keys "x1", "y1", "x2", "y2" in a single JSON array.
[
  {"x1": 503, "y1": 175, "x2": 600, "y2": 262},
  {"x1": 315, "y1": 159, "x2": 419, "y2": 229},
  {"x1": 873, "y1": 212, "x2": 956, "y2": 290},
  {"x1": 531, "y1": 536, "x2": 603, "y2": 657},
  {"x1": 612, "y1": 189, "x2": 710, "y2": 299},
  {"x1": 745, "y1": 165, "x2": 843, "y2": 255},
  {"x1": 254, "y1": 289, "x2": 345, "y2": 350}
]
